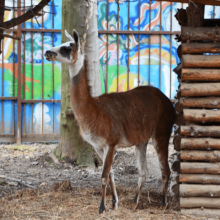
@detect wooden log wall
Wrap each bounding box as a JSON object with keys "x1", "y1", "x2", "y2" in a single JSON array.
[
  {"x1": 175, "y1": 24, "x2": 220, "y2": 217},
  {"x1": 174, "y1": 3, "x2": 220, "y2": 217}
]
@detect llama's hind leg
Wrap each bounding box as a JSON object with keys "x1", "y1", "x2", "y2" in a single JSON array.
[
  {"x1": 109, "y1": 169, "x2": 118, "y2": 210},
  {"x1": 153, "y1": 136, "x2": 171, "y2": 208},
  {"x1": 131, "y1": 142, "x2": 148, "y2": 211}
]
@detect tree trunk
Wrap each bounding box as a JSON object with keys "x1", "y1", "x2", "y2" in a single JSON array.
[{"x1": 56, "y1": 0, "x2": 101, "y2": 167}]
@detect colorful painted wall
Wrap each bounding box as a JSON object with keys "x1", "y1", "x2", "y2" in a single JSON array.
[
  {"x1": 0, "y1": 0, "x2": 218, "y2": 138},
  {"x1": 0, "y1": 0, "x2": 62, "y2": 136}
]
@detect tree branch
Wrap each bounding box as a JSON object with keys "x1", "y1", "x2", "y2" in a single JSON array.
[
  {"x1": 0, "y1": 0, "x2": 51, "y2": 29},
  {"x1": 2, "y1": 34, "x2": 20, "y2": 40}
]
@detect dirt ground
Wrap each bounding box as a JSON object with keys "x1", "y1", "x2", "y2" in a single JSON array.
[{"x1": 0, "y1": 142, "x2": 208, "y2": 219}]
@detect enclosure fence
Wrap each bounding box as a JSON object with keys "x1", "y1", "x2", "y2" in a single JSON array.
[{"x1": 0, "y1": 0, "x2": 217, "y2": 143}]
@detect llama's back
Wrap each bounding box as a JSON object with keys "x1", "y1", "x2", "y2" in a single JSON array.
[{"x1": 96, "y1": 86, "x2": 176, "y2": 145}]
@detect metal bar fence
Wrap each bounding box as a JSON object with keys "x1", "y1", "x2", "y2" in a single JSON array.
[{"x1": 0, "y1": 0, "x2": 190, "y2": 143}]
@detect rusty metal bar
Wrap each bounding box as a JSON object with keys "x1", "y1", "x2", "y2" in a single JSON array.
[
  {"x1": 6, "y1": 28, "x2": 60, "y2": 33},
  {"x1": 138, "y1": 0, "x2": 140, "y2": 87},
  {"x1": 21, "y1": 134, "x2": 59, "y2": 142},
  {"x1": 42, "y1": 10, "x2": 44, "y2": 135},
  {"x1": 0, "y1": 97, "x2": 17, "y2": 100},
  {"x1": 170, "y1": 2, "x2": 173, "y2": 99},
  {"x1": 148, "y1": 0, "x2": 152, "y2": 85},
  {"x1": 24, "y1": 0, "x2": 26, "y2": 28},
  {"x1": 12, "y1": 28, "x2": 15, "y2": 136},
  {"x1": 31, "y1": 0, "x2": 33, "y2": 135},
  {"x1": 21, "y1": 99, "x2": 61, "y2": 103},
  {"x1": 117, "y1": 2, "x2": 119, "y2": 92},
  {"x1": 17, "y1": 0, "x2": 22, "y2": 143},
  {"x1": 13, "y1": 34, "x2": 15, "y2": 99},
  {"x1": 159, "y1": 2, "x2": 162, "y2": 90},
  {"x1": 6, "y1": 29, "x2": 181, "y2": 35},
  {"x1": 22, "y1": 0, "x2": 26, "y2": 136},
  {"x1": 127, "y1": 0, "x2": 130, "y2": 91},
  {"x1": 1, "y1": 40, "x2": 4, "y2": 135},
  {"x1": 21, "y1": 28, "x2": 61, "y2": 33},
  {"x1": 106, "y1": 0, "x2": 109, "y2": 93},
  {"x1": 98, "y1": 30, "x2": 180, "y2": 34},
  {"x1": 11, "y1": 0, "x2": 15, "y2": 137},
  {"x1": 213, "y1": 5, "x2": 215, "y2": 19},
  {"x1": 52, "y1": 0, "x2": 55, "y2": 134},
  {"x1": 22, "y1": 31, "x2": 26, "y2": 135}
]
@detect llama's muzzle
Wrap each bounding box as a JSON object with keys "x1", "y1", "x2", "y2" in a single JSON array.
[{"x1": 44, "y1": 51, "x2": 57, "y2": 61}]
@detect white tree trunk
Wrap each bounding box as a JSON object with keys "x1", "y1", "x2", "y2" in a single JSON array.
[{"x1": 84, "y1": 0, "x2": 101, "y2": 97}]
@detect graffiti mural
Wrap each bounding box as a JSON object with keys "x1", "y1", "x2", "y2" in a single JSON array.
[
  {"x1": 98, "y1": 0, "x2": 184, "y2": 98},
  {"x1": 0, "y1": 0, "x2": 62, "y2": 136},
  {"x1": 0, "y1": 0, "x2": 217, "y2": 140}
]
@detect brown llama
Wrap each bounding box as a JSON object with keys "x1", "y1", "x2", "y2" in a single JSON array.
[{"x1": 44, "y1": 29, "x2": 176, "y2": 214}]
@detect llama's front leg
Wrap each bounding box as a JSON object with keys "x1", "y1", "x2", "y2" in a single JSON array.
[
  {"x1": 131, "y1": 142, "x2": 148, "y2": 211},
  {"x1": 99, "y1": 146, "x2": 115, "y2": 214},
  {"x1": 109, "y1": 169, "x2": 118, "y2": 210}
]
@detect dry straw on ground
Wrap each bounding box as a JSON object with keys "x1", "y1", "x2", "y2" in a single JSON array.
[{"x1": 0, "y1": 180, "x2": 197, "y2": 220}]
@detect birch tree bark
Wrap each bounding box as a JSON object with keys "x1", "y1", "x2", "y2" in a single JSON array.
[{"x1": 55, "y1": 0, "x2": 101, "y2": 166}]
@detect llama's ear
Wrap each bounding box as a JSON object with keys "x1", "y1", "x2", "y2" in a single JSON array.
[
  {"x1": 72, "y1": 29, "x2": 79, "y2": 47},
  {"x1": 65, "y1": 30, "x2": 74, "y2": 41}
]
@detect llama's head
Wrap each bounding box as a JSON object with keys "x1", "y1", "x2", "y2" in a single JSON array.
[{"x1": 45, "y1": 29, "x2": 81, "y2": 65}]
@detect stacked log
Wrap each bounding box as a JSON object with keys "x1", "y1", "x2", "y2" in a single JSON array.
[{"x1": 174, "y1": 26, "x2": 220, "y2": 217}]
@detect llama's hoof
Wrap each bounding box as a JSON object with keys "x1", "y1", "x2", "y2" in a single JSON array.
[
  {"x1": 112, "y1": 198, "x2": 118, "y2": 210},
  {"x1": 112, "y1": 202, "x2": 118, "y2": 210},
  {"x1": 99, "y1": 204, "x2": 106, "y2": 214},
  {"x1": 130, "y1": 203, "x2": 137, "y2": 211}
]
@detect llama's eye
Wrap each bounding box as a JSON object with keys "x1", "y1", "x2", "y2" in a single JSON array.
[{"x1": 60, "y1": 46, "x2": 72, "y2": 59}]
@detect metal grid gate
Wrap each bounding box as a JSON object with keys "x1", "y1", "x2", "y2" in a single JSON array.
[
  {"x1": 0, "y1": 0, "x2": 218, "y2": 143},
  {"x1": 0, "y1": 0, "x2": 62, "y2": 143}
]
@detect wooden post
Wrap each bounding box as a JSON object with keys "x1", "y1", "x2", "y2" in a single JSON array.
[
  {"x1": 180, "y1": 174, "x2": 220, "y2": 184},
  {"x1": 181, "y1": 125, "x2": 220, "y2": 137},
  {"x1": 180, "y1": 184, "x2": 220, "y2": 197},
  {"x1": 186, "y1": 2, "x2": 204, "y2": 27},
  {"x1": 181, "y1": 162, "x2": 220, "y2": 174},
  {"x1": 180, "y1": 197, "x2": 220, "y2": 209},
  {"x1": 182, "y1": 43, "x2": 220, "y2": 54},
  {"x1": 181, "y1": 83, "x2": 220, "y2": 97},
  {"x1": 182, "y1": 55, "x2": 220, "y2": 68},
  {"x1": 181, "y1": 138, "x2": 220, "y2": 150},
  {"x1": 183, "y1": 109, "x2": 220, "y2": 123},
  {"x1": 182, "y1": 27, "x2": 220, "y2": 41},
  {"x1": 180, "y1": 97, "x2": 220, "y2": 109},
  {"x1": 182, "y1": 69, "x2": 220, "y2": 82},
  {"x1": 181, "y1": 209, "x2": 220, "y2": 218},
  {"x1": 180, "y1": 150, "x2": 220, "y2": 162}
]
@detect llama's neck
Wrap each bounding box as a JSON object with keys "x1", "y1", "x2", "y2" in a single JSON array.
[
  {"x1": 68, "y1": 55, "x2": 97, "y2": 122},
  {"x1": 68, "y1": 53, "x2": 84, "y2": 78}
]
